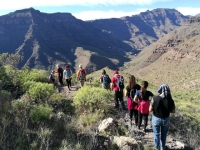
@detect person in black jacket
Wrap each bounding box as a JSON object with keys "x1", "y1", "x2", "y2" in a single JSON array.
[
  {"x1": 149, "y1": 84, "x2": 175, "y2": 150},
  {"x1": 56, "y1": 64, "x2": 63, "y2": 86}
]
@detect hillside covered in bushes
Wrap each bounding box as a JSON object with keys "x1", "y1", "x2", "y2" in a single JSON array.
[{"x1": 0, "y1": 53, "x2": 200, "y2": 150}]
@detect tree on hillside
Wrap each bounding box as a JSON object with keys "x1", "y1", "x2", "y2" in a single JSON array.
[{"x1": 0, "y1": 53, "x2": 23, "y2": 68}]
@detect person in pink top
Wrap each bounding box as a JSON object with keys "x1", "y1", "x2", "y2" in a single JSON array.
[
  {"x1": 134, "y1": 81, "x2": 154, "y2": 132},
  {"x1": 111, "y1": 70, "x2": 126, "y2": 110},
  {"x1": 125, "y1": 75, "x2": 141, "y2": 126}
]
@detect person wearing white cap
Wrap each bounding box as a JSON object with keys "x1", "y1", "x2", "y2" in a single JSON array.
[{"x1": 76, "y1": 64, "x2": 87, "y2": 87}]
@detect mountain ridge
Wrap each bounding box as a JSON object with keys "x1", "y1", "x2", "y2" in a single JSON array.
[
  {"x1": 0, "y1": 8, "x2": 189, "y2": 72},
  {"x1": 89, "y1": 8, "x2": 189, "y2": 50}
]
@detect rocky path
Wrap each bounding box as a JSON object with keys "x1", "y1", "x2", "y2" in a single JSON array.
[
  {"x1": 56, "y1": 84, "x2": 186, "y2": 150},
  {"x1": 124, "y1": 112, "x2": 186, "y2": 150}
]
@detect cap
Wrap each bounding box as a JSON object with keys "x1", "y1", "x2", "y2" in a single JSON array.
[
  {"x1": 56, "y1": 64, "x2": 59, "y2": 67},
  {"x1": 66, "y1": 65, "x2": 69, "y2": 68},
  {"x1": 114, "y1": 70, "x2": 118, "y2": 74},
  {"x1": 79, "y1": 64, "x2": 82, "y2": 68}
]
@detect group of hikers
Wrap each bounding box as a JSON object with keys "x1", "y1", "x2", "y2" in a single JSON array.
[
  {"x1": 100, "y1": 69, "x2": 175, "y2": 150},
  {"x1": 49, "y1": 65, "x2": 175, "y2": 150},
  {"x1": 49, "y1": 64, "x2": 87, "y2": 90}
]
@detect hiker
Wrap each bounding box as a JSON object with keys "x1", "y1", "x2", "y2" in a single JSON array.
[
  {"x1": 134, "y1": 81, "x2": 153, "y2": 132},
  {"x1": 63, "y1": 65, "x2": 73, "y2": 90},
  {"x1": 76, "y1": 64, "x2": 87, "y2": 87},
  {"x1": 111, "y1": 70, "x2": 126, "y2": 110},
  {"x1": 125, "y1": 75, "x2": 141, "y2": 126},
  {"x1": 149, "y1": 84, "x2": 175, "y2": 150},
  {"x1": 49, "y1": 70, "x2": 55, "y2": 83},
  {"x1": 100, "y1": 69, "x2": 111, "y2": 90},
  {"x1": 56, "y1": 64, "x2": 64, "y2": 86}
]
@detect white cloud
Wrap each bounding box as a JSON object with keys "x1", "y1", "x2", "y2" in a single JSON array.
[
  {"x1": 73, "y1": 9, "x2": 148, "y2": 21},
  {"x1": 0, "y1": 0, "x2": 170, "y2": 10},
  {"x1": 176, "y1": 7, "x2": 200, "y2": 16}
]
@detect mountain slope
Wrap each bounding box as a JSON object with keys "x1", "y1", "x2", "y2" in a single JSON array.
[
  {"x1": 123, "y1": 16, "x2": 200, "y2": 89},
  {"x1": 195, "y1": 13, "x2": 200, "y2": 17},
  {"x1": 0, "y1": 8, "x2": 189, "y2": 72},
  {"x1": 0, "y1": 8, "x2": 132, "y2": 71},
  {"x1": 89, "y1": 8, "x2": 189, "y2": 50}
]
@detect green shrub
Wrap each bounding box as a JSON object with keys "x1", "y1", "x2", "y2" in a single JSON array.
[
  {"x1": 12, "y1": 97, "x2": 32, "y2": 114},
  {"x1": 0, "y1": 90, "x2": 12, "y2": 113},
  {"x1": 59, "y1": 140, "x2": 82, "y2": 150},
  {"x1": 25, "y1": 69, "x2": 49, "y2": 83},
  {"x1": 73, "y1": 86, "x2": 112, "y2": 115},
  {"x1": 0, "y1": 64, "x2": 11, "y2": 86},
  {"x1": 79, "y1": 111, "x2": 103, "y2": 126},
  {"x1": 49, "y1": 93, "x2": 67, "y2": 102},
  {"x1": 27, "y1": 82, "x2": 55, "y2": 102},
  {"x1": 91, "y1": 78, "x2": 101, "y2": 87},
  {"x1": 49, "y1": 93, "x2": 75, "y2": 115},
  {"x1": 15, "y1": 69, "x2": 49, "y2": 87},
  {"x1": 22, "y1": 81, "x2": 38, "y2": 92},
  {"x1": 31, "y1": 105, "x2": 53, "y2": 122}
]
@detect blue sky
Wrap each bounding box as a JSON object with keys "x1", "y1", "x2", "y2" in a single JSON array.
[{"x1": 0, "y1": 0, "x2": 200, "y2": 20}]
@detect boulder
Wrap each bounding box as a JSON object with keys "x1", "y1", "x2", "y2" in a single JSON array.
[
  {"x1": 112, "y1": 136, "x2": 143, "y2": 150},
  {"x1": 98, "y1": 118, "x2": 115, "y2": 132}
]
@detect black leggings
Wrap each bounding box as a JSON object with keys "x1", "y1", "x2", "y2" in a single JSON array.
[
  {"x1": 59, "y1": 76, "x2": 63, "y2": 85},
  {"x1": 138, "y1": 111, "x2": 149, "y2": 129},
  {"x1": 66, "y1": 78, "x2": 71, "y2": 89},
  {"x1": 129, "y1": 109, "x2": 138, "y2": 126},
  {"x1": 114, "y1": 91, "x2": 125, "y2": 109}
]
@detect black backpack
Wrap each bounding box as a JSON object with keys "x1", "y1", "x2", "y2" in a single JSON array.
[
  {"x1": 102, "y1": 74, "x2": 111, "y2": 85},
  {"x1": 130, "y1": 88, "x2": 137, "y2": 102},
  {"x1": 115, "y1": 75, "x2": 124, "y2": 91}
]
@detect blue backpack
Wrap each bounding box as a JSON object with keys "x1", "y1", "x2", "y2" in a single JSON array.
[
  {"x1": 102, "y1": 74, "x2": 111, "y2": 86},
  {"x1": 65, "y1": 69, "x2": 71, "y2": 78}
]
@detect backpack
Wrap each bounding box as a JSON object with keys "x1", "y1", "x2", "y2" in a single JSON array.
[
  {"x1": 115, "y1": 75, "x2": 124, "y2": 91},
  {"x1": 65, "y1": 69, "x2": 71, "y2": 78},
  {"x1": 79, "y1": 69, "x2": 86, "y2": 80},
  {"x1": 102, "y1": 74, "x2": 111, "y2": 85},
  {"x1": 130, "y1": 88, "x2": 137, "y2": 102},
  {"x1": 49, "y1": 74, "x2": 54, "y2": 81}
]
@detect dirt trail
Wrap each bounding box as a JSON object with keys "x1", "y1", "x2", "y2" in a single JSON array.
[
  {"x1": 125, "y1": 113, "x2": 185, "y2": 150},
  {"x1": 59, "y1": 85, "x2": 79, "y2": 98},
  {"x1": 57, "y1": 85, "x2": 185, "y2": 149}
]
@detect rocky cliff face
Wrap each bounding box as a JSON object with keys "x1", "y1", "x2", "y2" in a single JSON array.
[
  {"x1": 0, "y1": 8, "x2": 132, "y2": 71},
  {"x1": 89, "y1": 8, "x2": 189, "y2": 50},
  {"x1": 123, "y1": 16, "x2": 200, "y2": 89}
]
